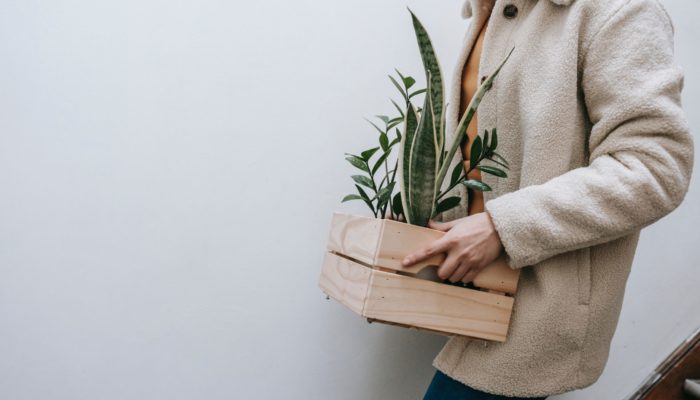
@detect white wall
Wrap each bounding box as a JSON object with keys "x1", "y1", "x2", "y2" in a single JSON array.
[{"x1": 0, "y1": 1, "x2": 697, "y2": 399}]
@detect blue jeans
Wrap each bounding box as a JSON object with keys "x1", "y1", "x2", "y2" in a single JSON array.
[{"x1": 423, "y1": 370, "x2": 548, "y2": 400}]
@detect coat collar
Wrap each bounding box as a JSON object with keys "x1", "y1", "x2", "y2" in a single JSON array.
[{"x1": 462, "y1": 0, "x2": 575, "y2": 19}]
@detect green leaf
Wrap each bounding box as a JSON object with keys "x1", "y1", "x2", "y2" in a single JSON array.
[
  {"x1": 491, "y1": 151, "x2": 510, "y2": 167},
  {"x1": 403, "y1": 76, "x2": 416, "y2": 89},
  {"x1": 450, "y1": 161, "x2": 465, "y2": 186},
  {"x1": 392, "y1": 192, "x2": 403, "y2": 217},
  {"x1": 409, "y1": 88, "x2": 427, "y2": 98},
  {"x1": 360, "y1": 147, "x2": 380, "y2": 161},
  {"x1": 376, "y1": 115, "x2": 390, "y2": 125},
  {"x1": 377, "y1": 182, "x2": 395, "y2": 208},
  {"x1": 355, "y1": 184, "x2": 376, "y2": 213},
  {"x1": 483, "y1": 129, "x2": 490, "y2": 153},
  {"x1": 352, "y1": 175, "x2": 375, "y2": 191},
  {"x1": 341, "y1": 194, "x2": 363, "y2": 203},
  {"x1": 477, "y1": 165, "x2": 508, "y2": 178},
  {"x1": 398, "y1": 103, "x2": 418, "y2": 225},
  {"x1": 409, "y1": 9, "x2": 444, "y2": 139},
  {"x1": 490, "y1": 128, "x2": 498, "y2": 151},
  {"x1": 389, "y1": 75, "x2": 408, "y2": 104},
  {"x1": 391, "y1": 99, "x2": 405, "y2": 118},
  {"x1": 365, "y1": 118, "x2": 385, "y2": 135},
  {"x1": 469, "y1": 135, "x2": 482, "y2": 169},
  {"x1": 379, "y1": 132, "x2": 389, "y2": 151},
  {"x1": 387, "y1": 119, "x2": 403, "y2": 131},
  {"x1": 435, "y1": 196, "x2": 461, "y2": 214},
  {"x1": 463, "y1": 179, "x2": 492, "y2": 192},
  {"x1": 345, "y1": 155, "x2": 369, "y2": 173},
  {"x1": 407, "y1": 74, "x2": 438, "y2": 227},
  {"x1": 371, "y1": 150, "x2": 391, "y2": 175}
]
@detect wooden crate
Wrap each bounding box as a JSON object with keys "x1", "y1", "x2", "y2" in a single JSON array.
[{"x1": 319, "y1": 212, "x2": 521, "y2": 342}]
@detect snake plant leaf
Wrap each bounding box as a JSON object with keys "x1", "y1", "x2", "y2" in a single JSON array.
[
  {"x1": 361, "y1": 147, "x2": 380, "y2": 161},
  {"x1": 463, "y1": 179, "x2": 492, "y2": 192},
  {"x1": 341, "y1": 194, "x2": 363, "y2": 203},
  {"x1": 392, "y1": 192, "x2": 403, "y2": 217},
  {"x1": 398, "y1": 103, "x2": 418, "y2": 224},
  {"x1": 351, "y1": 174, "x2": 374, "y2": 191},
  {"x1": 409, "y1": 9, "x2": 444, "y2": 154},
  {"x1": 450, "y1": 161, "x2": 465, "y2": 186},
  {"x1": 469, "y1": 135, "x2": 482, "y2": 170},
  {"x1": 408, "y1": 77, "x2": 438, "y2": 227},
  {"x1": 435, "y1": 196, "x2": 462, "y2": 215},
  {"x1": 434, "y1": 47, "x2": 514, "y2": 198},
  {"x1": 477, "y1": 165, "x2": 508, "y2": 178},
  {"x1": 371, "y1": 150, "x2": 391, "y2": 175},
  {"x1": 345, "y1": 155, "x2": 369, "y2": 173}
]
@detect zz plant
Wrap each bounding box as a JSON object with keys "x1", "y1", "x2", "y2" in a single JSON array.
[{"x1": 342, "y1": 10, "x2": 513, "y2": 227}]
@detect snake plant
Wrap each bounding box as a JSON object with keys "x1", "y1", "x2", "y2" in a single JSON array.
[{"x1": 342, "y1": 10, "x2": 513, "y2": 226}]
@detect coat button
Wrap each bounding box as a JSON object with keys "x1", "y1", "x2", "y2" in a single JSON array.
[{"x1": 503, "y1": 4, "x2": 518, "y2": 18}]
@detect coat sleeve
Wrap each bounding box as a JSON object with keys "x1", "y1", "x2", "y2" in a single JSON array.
[{"x1": 483, "y1": 0, "x2": 695, "y2": 269}]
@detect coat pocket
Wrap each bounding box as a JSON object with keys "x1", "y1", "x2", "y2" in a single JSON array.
[{"x1": 577, "y1": 247, "x2": 592, "y2": 305}]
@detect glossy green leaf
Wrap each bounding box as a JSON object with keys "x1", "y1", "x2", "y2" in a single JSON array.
[
  {"x1": 379, "y1": 132, "x2": 389, "y2": 151},
  {"x1": 371, "y1": 150, "x2": 391, "y2": 175},
  {"x1": 463, "y1": 179, "x2": 492, "y2": 192},
  {"x1": 435, "y1": 196, "x2": 461, "y2": 215},
  {"x1": 352, "y1": 175, "x2": 374, "y2": 191},
  {"x1": 392, "y1": 192, "x2": 403, "y2": 217},
  {"x1": 345, "y1": 155, "x2": 369, "y2": 173},
  {"x1": 477, "y1": 165, "x2": 507, "y2": 178},
  {"x1": 469, "y1": 135, "x2": 482, "y2": 170},
  {"x1": 361, "y1": 147, "x2": 380, "y2": 161},
  {"x1": 450, "y1": 161, "x2": 465, "y2": 186},
  {"x1": 341, "y1": 194, "x2": 363, "y2": 203}
]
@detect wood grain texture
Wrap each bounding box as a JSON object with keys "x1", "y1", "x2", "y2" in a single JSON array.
[
  {"x1": 327, "y1": 212, "x2": 520, "y2": 294},
  {"x1": 320, "y1": 252, "x2": 515, "y2": 342},
  {"x1": 363, "y1": 268, "x2": 514, "y2": 342},
  {"x1": 318, "y1": 252, "x2": 371, "y2": 315}
]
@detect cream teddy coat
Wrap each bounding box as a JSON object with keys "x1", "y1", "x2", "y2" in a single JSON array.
[{"x1": 434, "y1": 0, "x2": 695, "y2": 397}]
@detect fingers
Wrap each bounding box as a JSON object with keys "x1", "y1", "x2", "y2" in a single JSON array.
[
  {"x1": 427, "y1": 219, "x2": 458, "y2": 232},
  {"x1": 402, "y1": 237, "x2": 451, "y2": 267},
  {"x1": 461, "y1": 268, "x2": 480, "y2": 284},
  {"x1": 448, "y1": 262, "x2": 470, "y2": 283},
  {"x1": 437, "y1": 252, "x2": 461, "y2": 280}
]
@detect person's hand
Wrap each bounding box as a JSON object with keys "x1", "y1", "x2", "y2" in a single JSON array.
[{"x1": 401, "y1": 212, "x2": 504, "y2": 283}]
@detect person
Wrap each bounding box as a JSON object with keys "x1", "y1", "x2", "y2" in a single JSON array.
[{"x1": 401, "y1": 0, "x2": 695, "y2": 398}]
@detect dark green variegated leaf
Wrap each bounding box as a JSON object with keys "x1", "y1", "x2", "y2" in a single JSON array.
[
  {"x1": 408, "y1": 75, "x2": 438, "y2": 227},
  {"x1": 435, "y1": 196, "x2": 461, "y2": 215},
  {"x1": 341, "y1": 194, "x2": 363, "y2": 203},
  {"x1": 450, "y1": 161, "x2": 465, "y2": 186},
  {"x1": 463, "y1": 179, "x2": 492, "y2": 192},
  {"x1": 379, "y1": 132, "x2": 389, "y2": 151},
  {"x1": 410, "y1": 10, "x2": 444, "y2": 139},
  {"x1": 371, "y1": 150, "x2": 391, "y2": 175},
  {"x1": 469, "y1": 135, "x2": 482, "y2": 169},
  {"x1": 398, "y1": 103, "x2": 418, "y2": 224},
  {"x1": 352, "y1": 175, "x2": 374, "y2": 191},
  {"x1": 345, "y1": 155, "x2": 369, "y2": 173},
  {"x1": 477, "y1": 165, "x2": 507, "y2": 178},
  {"x1": 361, "y1": 147, "x2": 380, "y2": 161}
]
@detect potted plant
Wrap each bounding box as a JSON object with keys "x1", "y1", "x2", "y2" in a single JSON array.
[{"x1": 319, "y1": 10, "x2": 520, "y2": 342}]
